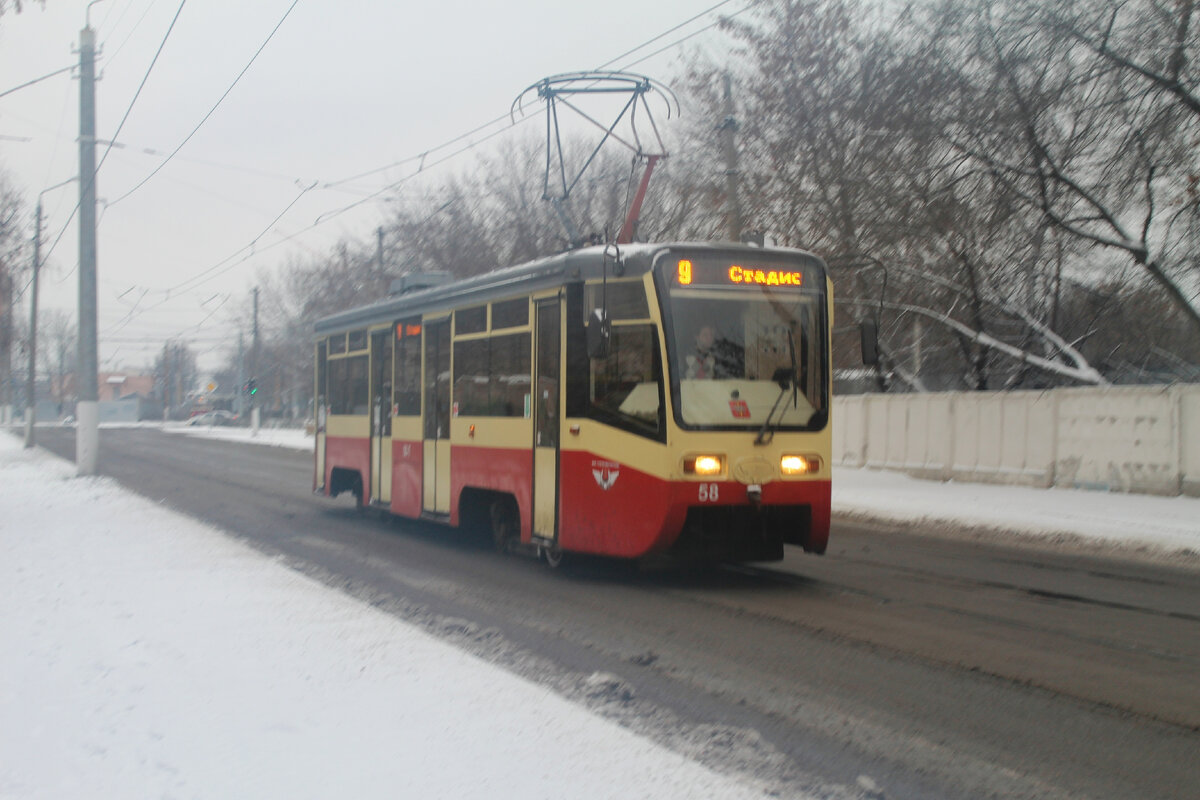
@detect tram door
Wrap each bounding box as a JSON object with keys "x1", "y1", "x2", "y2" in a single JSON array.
[
  {"x1": 422, "y1": 318, "x2": 452, "y2": 515},
  {"x1": 532, "y1": 299, "x2": 560, "y2": 540},
  {"x1": 369, "y1": 329, "x2": 392, "y2": 505}
]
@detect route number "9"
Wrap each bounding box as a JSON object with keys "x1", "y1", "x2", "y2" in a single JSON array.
[{"x1": 698, "y1": 483, "x2": 719, "y2": 502}]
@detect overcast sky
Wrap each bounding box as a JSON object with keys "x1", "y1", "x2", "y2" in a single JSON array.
[{"x1": 0, "y1": 0, "x2": 740, "y2": 373}]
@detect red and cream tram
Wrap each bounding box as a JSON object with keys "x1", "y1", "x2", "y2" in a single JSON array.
[{"x1": 314, "y1": 242, "x2": 832, "y2": 564}]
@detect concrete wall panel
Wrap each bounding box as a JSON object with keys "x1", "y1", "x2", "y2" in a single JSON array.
[{"x1": 833, "y1": 384, "x2": 1197, "y2": 496}]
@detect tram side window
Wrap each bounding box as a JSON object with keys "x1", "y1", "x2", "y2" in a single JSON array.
[
  {"x1": 454, "y1": 340, "x2": 489, "y2": 416},
  {"x1": 456, "y1": 306, "x2": 487, "y2": 335},
  {"x1": 492, "y1": 333, "x2": 531, "y2": 416},
  {"x1": 589, "y1": 324, "x2": 662, "y2": 437},
  {"x1": 584, "y1": 281, "x2": 649, "y2": 321},
  {"x1": 452, "y1": 333, "x2": 531, "y2": 417},
  {"x1": 491, "y1": 298, "x2": 528, "y2": 329},
  {"x1": 328, "y1": 355, "x2": 369, "y2": 415}
]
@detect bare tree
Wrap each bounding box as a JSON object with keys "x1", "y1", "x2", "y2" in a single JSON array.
[
  {"x1": 152, "y1": 341, "x2": 198, "y2": 417},
  {"x1": 39, "y1": 309, "x2": 74, "y2": 416},
  {"x1": 0, "y1": 1, "x2": 44, "y2": 18},
  {"x1": 673, "y1": 0, "x2": 1108, "y2": 389},
  {"x1": 0, "y1": 174, "x2": 28, "y2": 414},
  {"x1": 952, "y1": 0, "x2": 1200, "y2": 336}
]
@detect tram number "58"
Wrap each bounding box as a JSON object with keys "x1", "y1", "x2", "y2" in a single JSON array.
[{"x1": 698, "y1": 483, "x2": 720, "y2": 502}]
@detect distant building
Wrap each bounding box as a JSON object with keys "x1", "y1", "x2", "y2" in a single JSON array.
[{"x1": 101, "y1": 372, "x2": 155, "y2": 401}]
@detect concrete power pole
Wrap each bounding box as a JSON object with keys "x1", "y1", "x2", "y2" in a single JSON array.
[
  {"x1": 76, "y1": 18, "x2": 100, "y2": 475},
  {"x1": 24, "y1": 201, "x2": 43, "y2": 448},
  {"x1": 719, "y1": 73, "x2": 742, "y2": 243},
  {"x1": 250, "y1": 287, "x2": 260, "y2": 434},
  {"x1": 235, "y1": 332, "x2": 245, "y2": 420},
  {"x1": 162, "y1": 341, "x2": 170, "y2": 421}
]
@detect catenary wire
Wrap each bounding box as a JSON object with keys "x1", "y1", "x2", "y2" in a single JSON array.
[
  {"x1": 106, "y1": 0, "x2": 302, "y2": 207},
  {"x1": 81, "y1": 0, "x2": 742, "y2": 346}
]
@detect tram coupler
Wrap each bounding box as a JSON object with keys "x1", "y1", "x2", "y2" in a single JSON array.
[{"x1": 746, "y1": 484, "x2": 763, "y2": 506}]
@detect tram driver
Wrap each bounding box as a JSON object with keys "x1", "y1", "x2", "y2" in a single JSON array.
[{"x1": 684, "y1": 324, "x2": 743, "y2": 379}]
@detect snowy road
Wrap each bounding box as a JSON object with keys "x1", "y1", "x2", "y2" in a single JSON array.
[{"x1": 22, "y1": 426, "x2": 1200, "y2": 799}]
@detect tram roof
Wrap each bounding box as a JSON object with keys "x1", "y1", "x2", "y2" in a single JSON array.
[{"x1": 312, "y1": 241, "x2": 825, "y2": 336}]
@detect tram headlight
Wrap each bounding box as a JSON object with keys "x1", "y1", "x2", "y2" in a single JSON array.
[
  {"x1": 684, "y1": 455, "x2": 724, "y2": 476},
  {"x1": 781, "y1": 454, "x2": 821, "y2": 475}
]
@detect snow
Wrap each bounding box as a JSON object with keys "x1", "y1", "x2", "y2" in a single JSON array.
[
  {"x1": 166, "y1": 421, "x2": 316, "y2": 450},
  {"x1": 3, "y1": 425, "x2": 1198, "y2": 799},
  {"x1": 832, "y1": 466, "x2": 1200, "y2": 561},
  {"x1": 0, "y1": 430, "x2": 783, "y2": 800}
]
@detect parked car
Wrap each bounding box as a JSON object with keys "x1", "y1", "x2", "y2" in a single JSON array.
[{"x1": 187, "y1": 410, "x2": 237, "y2": 427}]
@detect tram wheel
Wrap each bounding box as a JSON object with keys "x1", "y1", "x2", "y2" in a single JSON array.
[
  {"x1": 489, "y1": 497, "x2": 517, "y2": 554},
  {"x1": 542, "y1": 543, "x2": 566, "y2": 569}
]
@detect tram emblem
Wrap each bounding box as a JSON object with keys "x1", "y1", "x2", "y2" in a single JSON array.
[{"x1": 591, "y1": 460, "x2": 620, "y2": 491}]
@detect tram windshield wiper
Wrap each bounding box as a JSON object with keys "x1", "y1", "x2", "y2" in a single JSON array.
[{"x1": 754, "y1": 331, "x2": 799, "y2": 446}]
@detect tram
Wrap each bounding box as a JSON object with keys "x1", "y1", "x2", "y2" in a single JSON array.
[{"x1": 313, "y1": 242, "x2": 832, "y2": 564}]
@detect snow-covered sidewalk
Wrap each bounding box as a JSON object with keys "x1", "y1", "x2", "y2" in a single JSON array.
[
  {"x1": 832, "y1": 465, "x2": 1200, "y2": 561},
  {"x1": 0, "y1": 432, "x2": 781, "y2": 800}
]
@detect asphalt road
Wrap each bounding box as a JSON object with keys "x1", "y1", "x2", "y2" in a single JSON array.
[{"x1": 33, "y1": 427, "x2": 1200, "y2": 800}]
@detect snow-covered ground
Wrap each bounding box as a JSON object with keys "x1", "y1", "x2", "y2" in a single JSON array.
[
  {"x1": 0, "y1": 430, "x2": 787, "y2": 800},
  {"x1": 3, "y1": 424, "x2": 1198, "y2": 799},
  {"x1": 831, "y1": 463, "x2": 1200, "y2": 562}
]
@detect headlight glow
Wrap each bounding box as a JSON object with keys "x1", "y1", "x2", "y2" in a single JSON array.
[
  {"x1": 781, "y1": 454, "x2": 820, "y2": 475},
  {"x1": 685, "y1": 455, "x2": 724, "y2": 476}
]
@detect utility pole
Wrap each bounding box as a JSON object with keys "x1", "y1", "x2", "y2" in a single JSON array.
[
  {"x1": 25, "y1": 178, "x2": 77, "y2": 448},
  {"x1": 76, "y1": 11, "x2": 101, "y2": 475},
  {"x1": 250, "y1": 286, "x2": 260, "y2": 435},
  {"x1": 719, "y1": 72, "x2": 742, "y2": 243},
  {"x1": 23, "y1": 202, "x2": 43, "y2": 448},
  {"x1": 376, "y1": 227, "x2": 384, "y2": 273},
  {"x1": 235, "y1": 332, "x2": 245, "y2": 420},
  {"x1": 162, "y1": 341, "x2": 170, "y2": 421}
]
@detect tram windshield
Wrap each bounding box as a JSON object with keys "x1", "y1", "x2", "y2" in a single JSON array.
[{"x1": 662, "y1": 258, "x2": 828, "y2": 432}]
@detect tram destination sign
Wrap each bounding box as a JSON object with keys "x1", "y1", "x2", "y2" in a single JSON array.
[{"x1": 669, "y1": 255, "x2": 816, "y2": 290}]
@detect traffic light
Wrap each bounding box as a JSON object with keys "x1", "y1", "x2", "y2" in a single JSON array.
[{"x1": 248, "y1": 378, "x2": 257, "y2": 396}]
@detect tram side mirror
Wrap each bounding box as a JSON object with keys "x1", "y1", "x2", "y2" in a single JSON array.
[
  {"x1": 586, "y1": 309, "x2": 611, "y2": 360},
  {"x1": 860, "y1": 320, "x2": 880, "y2": 367}
]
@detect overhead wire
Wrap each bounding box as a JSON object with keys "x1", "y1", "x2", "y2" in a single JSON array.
[
  {"x1": 0, "y1": 64, "x2": 76, "y2": 100},
  {"x1": 319, "y1": 1, "x2": 745, "y2": 194},
  {"x1": 284, "y1": 5, "x2": 750, "y2": 243},
  {"x1": 39, "y1": 0, "x2": 190, "y2": 274},
  {"x1": 76, "y1": 0, "x2": 741, "y2": 350},
  {"x1": 594, "y1": 0, "x2": 740, "y2": 70},
  {"x1": 106, "y1": 0, "x2": 302, "y2": 207}
]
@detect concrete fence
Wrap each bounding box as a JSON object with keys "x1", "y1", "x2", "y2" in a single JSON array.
[{"x1": 833, "y1": 384, "x2": 1200, "y2": 497}]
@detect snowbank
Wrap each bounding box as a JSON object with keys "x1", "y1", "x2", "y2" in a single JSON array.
[{"x1": 832, "y1": 467, "x2": 1200, "y2": 561}]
